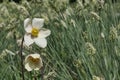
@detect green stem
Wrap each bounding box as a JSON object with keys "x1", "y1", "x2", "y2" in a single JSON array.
[
  {"x1": 33, "y1": 70, "x2": 37, "y2": 80},
  {"x1": 34, "y1": 76, "x2": 37, "y2": 80},
  {"x1": 20, "y1": 37, "x2": 25, "y2": 80},
  {"x1": 40, "y1": 66, "x2": 45, "y2": 80}
]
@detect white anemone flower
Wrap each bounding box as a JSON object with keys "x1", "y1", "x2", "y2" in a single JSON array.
[
  {"x1": 24, "y1": 18, "x2": 51, "y2": 48},
  {"x1": 24, "y1": 53, "x2": 43, "y2": 71}
]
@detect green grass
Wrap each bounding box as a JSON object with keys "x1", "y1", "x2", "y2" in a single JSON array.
[{"x1": 0, "y1": 0, "x2": 120, "y2": 80}]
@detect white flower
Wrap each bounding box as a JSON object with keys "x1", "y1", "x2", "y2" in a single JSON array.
[
  {"x1": 24, "y1": 53, "x2": 43, "y2": 71},
  {"x1": 24, "y1": 18, "x2": 51, "y2": 48}
]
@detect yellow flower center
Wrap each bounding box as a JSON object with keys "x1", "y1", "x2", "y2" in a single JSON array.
[
  {"x1": 31, "y1": 28, "x2": 39, "y2": 37},
  {"x1": 28, "y1": 56, "x2": 40, "y2": 64}
]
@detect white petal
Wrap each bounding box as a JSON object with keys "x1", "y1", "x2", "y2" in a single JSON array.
[
  {"x1": 24, "y1": 18, "x2": 32, "y2": 33},
  {"x1": 25, "y1": 25, "x2": 32, "y2": 33},
  {"x1": 25, "y1": 63, "x2": 32, "y2": 71},
  {"x1": 24, "y1": 34, "x2": 34, "y2": 46},
  {"x1": 38, "y1": 28, "x2": 51, "y2": 38},
  {"x1": 32, "y1": 18, "x2": 44, "y2": 29},
  {"x1": 34, "y1": 38, "x2": 47, "y2": 48},
  {"x1": 34, "y1": 67, "x2": 40, "y2": 70},
  {"x1": 30, "y1": 53, "x2": 40, "y2": 58},
  {"x1": 24, "y1": 18, "x2": 30, "y2": 27},
  {"x1": 34, "y1": 60, "x2": 43, "y2": 70}
]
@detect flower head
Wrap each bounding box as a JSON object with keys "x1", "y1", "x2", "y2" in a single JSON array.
[
  {"x1": 24, "y1": 53, "x2": 43, "y2": 71},
  {"x1": 24, "y1": 18, "x2": 51, "y2": 48},
  {"x1": 85, "y1": 42, "x2": 96, "y2": 55}
]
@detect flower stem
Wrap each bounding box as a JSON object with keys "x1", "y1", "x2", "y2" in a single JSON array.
[
  {"x1": 33, "y1": 71, "x2": 37, "y2": 80},
  {"x1": 34, "y1": 76, "x2": 37, "y2": 80},
  {"x1": 40, "y1": 66, "x2": 44, "y2": 80},
  {"x1": 20, "y1": 37, "x2": 25, "y2": 80}
]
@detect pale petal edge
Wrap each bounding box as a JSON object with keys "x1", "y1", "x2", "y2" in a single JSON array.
[
  {"x1": 38, "y1": 29, "x2": 51, "y2": 38},
  {"x1": 24, "y1": 34, "x2": 34, "y2": 46},
  {"x1": 34, "y1": 38, "x2": 47, "y2": 48},
  {"x1": 24, "y1": 18, "x2": 31, "y2": 28},
  {"x1": 32, "y1": 18, "x2": 44, "y2": 29},
  {"x1": 25, "y1": 63, "x2": 33, "y2": 71}
]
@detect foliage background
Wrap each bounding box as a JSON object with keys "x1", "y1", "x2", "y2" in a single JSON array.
[{"x1": 0, "y1": 0, "x2": 120, "y2": 80}]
